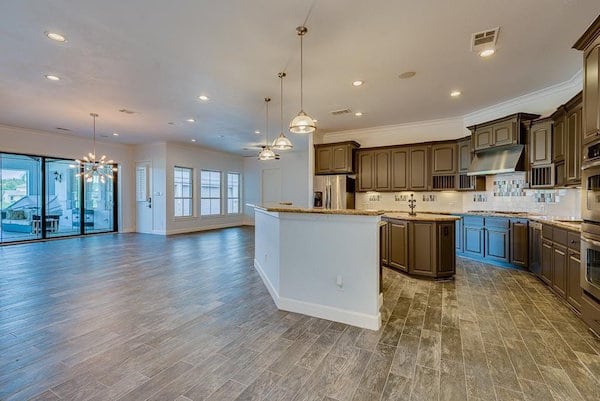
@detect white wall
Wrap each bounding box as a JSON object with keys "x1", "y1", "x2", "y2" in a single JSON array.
[
  {"x1": 243, "y1": 147, "x2": 312, "y2": 225},
  {"x1": 0, "y1": 124, "x2": 136, "y2": 232},
  {"x1": 165, "y1": 142, "x2": 244, "y2": 234}
]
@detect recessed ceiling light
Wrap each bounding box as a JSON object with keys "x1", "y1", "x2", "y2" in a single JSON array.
[
  {"x1": 45, "y1": 74, "x2": 60, "y2": 81},
  {"x1": 352, "y1": 80, "x2": 364, "y2": 87},
  {"x1": 398, "y1": 71, "x2": 416, "y2": 79},
  {"x1": 112, "y1": 132, "x2": 119, "y2": 137},
  {"x1": 254, "y1": 130, "x2": 261, "y2": 134},
  {"x1": 479, "y1": 49, "x2": 495, "y2": 58},
  {"x1": 355, "y1": 112, "x2": 363, "y2": 117},
  {"x1": 191, "y1": 139, "x2": 197, "y2": 142},
  {"x1": 450, "y1": 90, "x2": 462, "y2": 97},
  {"x1": 186, "y1": 118, "x2": 196, "y2": 123},
  {"x1": 45, "y1": 32, "x2": 66, "y2": 42},
  {"x1": 198, "y1": 95, "x2": 209, "y2": 101}
]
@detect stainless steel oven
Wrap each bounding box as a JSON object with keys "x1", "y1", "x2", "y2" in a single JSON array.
[
  {"x1": 582, "y1": 139, "x2": 600, "y2": 222},
  {"x1": 581, "y1": 223, "x2": 600, "y2": 300}
]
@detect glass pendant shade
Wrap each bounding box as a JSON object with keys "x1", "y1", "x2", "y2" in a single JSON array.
[
  {"x1": 289, "y1": 111, "x2": 316, "y2": 134},
  {"x1": 272, "y1": 132, "x2": 293, "y2": 150},
  {"x1": 258, "y1": 146, "x2": 276, "y2": 161}
]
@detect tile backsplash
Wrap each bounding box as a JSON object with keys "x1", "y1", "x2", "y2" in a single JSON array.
[{"x1": 356, "y1": 173, "x2": 581, "y2": 218}]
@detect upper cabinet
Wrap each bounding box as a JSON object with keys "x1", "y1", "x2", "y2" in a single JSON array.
[
  {"x1": 357, "y1": 149, "x2": 375, "y2": 191},
  {"x1": 391, "y1": 148, "x2": 409, "y2": 191},
  {"x1": 458, "y1": 138, "x2": 472, "y2": 172},
  {"x1": 529, "y1": 118, "x2": 553, "y2": 166},
  {"x1": 314, "y1": 141, "x2": 360, "y2": 175},
  {"x1": 409, "y1": 146, "x2": 429, "y2": 190},
  {"x1": 431, "y1": 143, "x2": 457, "y2": 175},
  {"x1": 374, "y1": 149, "x2": 392, "y2": 191},
  {"x1": 551, "y1": 92, "x2": 583, "y2": 187},
  {"x1": 552, "y1": 108, "x2": 566, "y2": 162},
  {"x1": 574, "y1": 17, "x2": 600, "y2": 144},
  {"x1": 468, "y1": 113, "x2": 540, "y2": 152}
]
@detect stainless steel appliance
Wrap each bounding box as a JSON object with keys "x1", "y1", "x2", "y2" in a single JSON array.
[
  {"x1": 582, "y1": 222, "x2": 600, "y2": 300},
  {"x1": 313, "y1": 175, "x2": 355, "y2": 209}
]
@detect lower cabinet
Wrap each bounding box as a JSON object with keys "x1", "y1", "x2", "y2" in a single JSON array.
[
  {"x1": 511, "y1": 219, "x2": 529, "y2": 268},
  {"x1": 463, "y1": 216, "x2": 485, "y2": 258},
  {"x1": 388, "y1": 220, "x2": 408, "y2": 272},
  {"x1": 381, "y1": 218, "x2": 455, "y2": 278},
  {"x1": 455, "y1": 217, "x2": 463, "y2": 253},
  {"x1": 380, "y1": 222, "x2": 389, "y2": 267},
  {"x1": 541, "y1": 239, "x2": 553, "y2": 286},
  {"x1": 484, "y1": 221, "x2": 510, "y2": 264},
  {"x1": 529, "y1": 224, "x2": 542, "y2": 276},
  {"x1": 567, "y1": 251, "x2": 582, "y2": 311},
  {"x1": 552, "y1": 244, "x2": 568, "y2": 298}
]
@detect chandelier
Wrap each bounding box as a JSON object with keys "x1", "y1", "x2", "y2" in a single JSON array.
[
  {"x1": 258, "y1": 98, "x2": 276, "y2": 161},
  {"x1": 272, "y1": 72, "x2": 293, "y2": 150},
  {"x1": 73, "y1": 113, "x2": 116, "y2": 183}
]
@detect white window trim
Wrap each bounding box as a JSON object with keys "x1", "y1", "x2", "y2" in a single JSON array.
[
  {"x1": 200, "y1": 169, "x2": 223, "y2": 217},
  {"x1": 173, "y1": 166, "x2": 194, "y2": 219},
  {"x1": 226, "y1": 171, "x2": 242, "y2": 216}
]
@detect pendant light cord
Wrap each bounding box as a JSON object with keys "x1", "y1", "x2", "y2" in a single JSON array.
[
  {"x1": 300, "y1": 33, "x2": 303, "y2": 111},
  {"x1": 92, "y1": 114, "x2": 96, "y2": 161},
  {"x1": 265, "y1": 98, "x2": 270, "y2": 146},
  {"x1": 280, "y1": 73, "x2": 284, "y2": 133}
]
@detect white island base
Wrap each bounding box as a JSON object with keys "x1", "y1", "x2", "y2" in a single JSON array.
[{"x1": 253, "y1": 206, "x2": 382, "y2": 330}]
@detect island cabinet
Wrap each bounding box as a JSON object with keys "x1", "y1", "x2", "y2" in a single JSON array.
[
  {"x1": 468, "y1": 113, "x2": 539, "y2": 152},
  {"x1": 381, "y1": 216, "x2": 456, "y2": 278},
  {"x1": 539, "y1": 224, "x2": 582, "y2": 312},
  {"x1": 574, "y1": 18, "x2": 600, "y2": 144},
  {"x1": 314, "y1": 141, "x2": 360, "y2": 175}
]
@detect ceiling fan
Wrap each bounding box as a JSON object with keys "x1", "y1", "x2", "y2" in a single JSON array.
[{"x1": 242, "y1": 145, "x2": 280, "y2": 159}]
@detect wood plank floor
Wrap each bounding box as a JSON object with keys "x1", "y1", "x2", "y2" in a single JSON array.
[{"x1": 1, "y1": 227, "x2": 599, "y2": 401}]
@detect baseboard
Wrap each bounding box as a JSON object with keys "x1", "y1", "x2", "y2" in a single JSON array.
[
  {"x1": 166, "y1": 222, "x2": 242, "y2": 235},
  {"x1": 254, "y1": 259, "x2": 381, "y2": 331},
  {"x1": 253, "y1": 258, "x2": 280, "y2": 306}
]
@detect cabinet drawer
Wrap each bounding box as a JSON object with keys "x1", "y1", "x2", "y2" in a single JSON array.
[
  {"x1": 463, "y1": 216, "x2": 484, "y2": 227},
  {"x1": 553, "y1": 228, "x2": 568, "y2": 246},
  {"x1": 568, "y1": 231, "x2": 581, "y2": 250},
  {"x1": 485, "y1": 217, "x2": 510, "y2": 229},
  {"x1": 542, "y1": 224, "x2": 553, "y2": 240}
]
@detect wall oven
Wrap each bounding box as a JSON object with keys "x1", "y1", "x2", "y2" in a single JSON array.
[
  {"x1": 582, "y1": 139, "x2": 600, "y2": 222},
  {"x1": 582, "y1": 223, "x2": 600, "y2": 301}
]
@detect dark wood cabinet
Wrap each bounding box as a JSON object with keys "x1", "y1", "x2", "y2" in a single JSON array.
[
  {"x1": 552, "y1": 244, "x2": 568, "y2": 298},
  {"x1": 431, "y1": 143, "x2": 457, "y2": 175},
  {"x1": 541, "y1": 239, "x2": 553, "y2": 286},
  {"x1": 579, "y1": 41, "x2": 600, "y2": 144},
  {"x1": 567, "y1": 251, "x2": 582, "y2": 312},
  {"x1": 553, "y1": 111, "x2": 566, "y2": 162},
  {"x1": 458, "y1": 139, "x2": 472, "y2": 172},
  {"x1": 437, "y1": 223, "x2": 456, "y2": 275},
  {"x1": 409, "y1": 222, "x2": 435, "y2": 276},
  {"x1": 566, "y1": 102, "x2": 582, "y2": 185},
  {"x1": 380, "y1": 222, "x2": 389, "y2": 267},
  {"x1": 529, "y1": 223, "x2": 542, "y2": 276},
  {"x1": 455, "y1": 216, "x2": 463, "y2": 253},
  {"x1": 493, "y1": 120, "x2": 516, "y2": 147},
  {"x1": 510, "y1": 219, "x2": 529, "y2": 268},
  {"x1": 484, "y1": 218, "x2": 510, "y2": 264},
  {"x1": 391, "y1": 148, "x2": 409, "y2": 191},
  {"x1": 469, "y1": 113, "x2": 538, "y2": 152},
  {"x1": 357, "y1": 150, "x2": 374, "y2": 191},
  {"x1": 315, "y1": 141, "x2": 359, "y2": 175},
  {"x1": 409, "y1": 146, "x2": 429, "y2": 190},
  {"x1": 529, "y1": 118, "x2": 553, "y2": 166},
  {"x1": 473, "y1": 126, "x2": 493, "y2": 151},
  {"x1": 389, "y1": 220, "x2": 408, "y2": 272},
  {"x1": 374, "y1": 149, "x2": 391, "y2": 191}
]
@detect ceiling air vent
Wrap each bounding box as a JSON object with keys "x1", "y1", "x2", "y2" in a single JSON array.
[
  {"x1": 55, "y1": 127, "x2": 71, "y2": 132},
  {"x1": 119, "y1": 108, "x2": 136, "y2": 114},
  {"x1": 471, "y1": 27, "x2": 499, "y2": 52},
  {"x1": 330, "y1": 108, "x2": 352, "y2": 116}
]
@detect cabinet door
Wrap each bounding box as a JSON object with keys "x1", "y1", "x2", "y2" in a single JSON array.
[
  {"x1": 567, "y1": 251, "x2": 582, "y2": 312},
  {"x1": 437, "y1": 223, "x2": 456, "y2": 275},
  {"x1": 455, "y1": 217, "x2": 463, "y2": 253},
  {"x1": 380, "y1": 222, "x2": 389, "y2": 267},
  {"x1": 409, "y1": 146, "x2": 429, "y2": 190},
  {"x1": 541, "y1": 239, "x2": 553, "y2": 286},
  {"x1": 464, "y1": 226, "x2": 484, "y2": 258},
  {"x1": 552, "y1": 244, "x2": 567, "y2": 298},
  {"x1": 332, "y1": 145, "x2": 350, "y2": 173},
  {"x1": 389, "y1": 220, "x2": 408, "y2": 272},
  {"x1": 431, "y1": 143, "x2": 456, "y2": 174},
  {"x1": 566, "y1": 107, "x2": 582, "y2": 184},
  {"x1": 583, "y1": 44, "x2": 600, "y2": 143},
  {"x1": 493, "y1": 121, "x2": 516, "y2": 147},
  {"x1": 553, "y1": 116, "x2": 566, "y2": 162},
  {"x1": 530, "y1": 121, "x2": 552, "y2": 165},
  {"x1": 510, "y1": 220, "x2": 529, "y2": 268},
  {"x1": 409, "y1": 222, "x2": 435, "y2": 276},
  {"x1": 529, "y1": 226, "x2": 541, "y2": 276},
  {"x1": 391, "y1": 148, "x2": 409, "y2": 191},
  {"x1": 458, "y1": 140, "x2": 472, "y2": 172},
  {"x1": 315, "y1": 146, "x2": 332, "y2": 174},
  {"x1": 357, "y1": 151, "x2": 374, "y2": 191},
  {"x1": 485, "y1": 227, "x2": 510, "y2": 263},
  {"x1": 474, "y1": 127, "x2": 492, "y2": 150},
  {"x1": 374, "y1": 150, "x2": 391, "y2": 191}
]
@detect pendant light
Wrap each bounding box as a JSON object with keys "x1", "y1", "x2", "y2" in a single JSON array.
[
  {"x1": 73, "y1": 113, "x2": 117, "y2": 183},
  {"x1": 272, "y1": 72, "x2": 293, "y2": 150},
  {"x1": 258, "y1": 98, "x2": 276, "y2": 161},
  {"x1": 289, "y1": 26, "x2": 316, "y2": 134}
]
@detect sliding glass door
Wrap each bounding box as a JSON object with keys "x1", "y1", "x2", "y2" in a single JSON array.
[
  {"x1": 0, "y1": 152, "x2": 117, "y2": 244},
  {"x1": 0, "y1": 154, "x2": 42, "y2": 243}
]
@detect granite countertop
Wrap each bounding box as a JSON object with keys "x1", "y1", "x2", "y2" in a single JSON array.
[
  {"x1": 383, "y1": 212, "x2": 460, "y2": 222},
  {"x1": 528, "y1": 216, "x2": 582, "y2": 232},
  {"x1": 250, "y1": 204, "x2": 384, "y2": 216}
]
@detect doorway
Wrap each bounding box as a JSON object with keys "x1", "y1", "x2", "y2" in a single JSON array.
[{"x1": 136, "y1": 162, "x2": 153, "y2": 233}]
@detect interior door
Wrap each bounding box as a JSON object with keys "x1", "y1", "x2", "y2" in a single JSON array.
[{"x1": 136, "y1": 162, "x2": 153, "y2": 233}]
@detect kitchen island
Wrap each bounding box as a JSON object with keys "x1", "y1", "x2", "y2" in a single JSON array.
[{"x1": 251, "y1": 205, "x2": 458, "y2": 330}]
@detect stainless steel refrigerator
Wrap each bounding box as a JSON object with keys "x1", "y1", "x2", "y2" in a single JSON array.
[{"x1": 313, "y1": 175, "x2": 355, "y2": 209}]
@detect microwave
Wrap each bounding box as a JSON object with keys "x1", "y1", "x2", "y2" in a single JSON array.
[{"x1": 582, "y1": 139, "x2": 600, "y2": 223}]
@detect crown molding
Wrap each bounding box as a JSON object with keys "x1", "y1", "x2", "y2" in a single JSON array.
[{"x1": 322, "y1": 116, "x2": 464, "y2": 139}]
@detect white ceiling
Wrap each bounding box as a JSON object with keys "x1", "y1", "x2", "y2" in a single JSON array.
[{"x1": 0, "y1": 0, "x2": 598, "y2": 156}]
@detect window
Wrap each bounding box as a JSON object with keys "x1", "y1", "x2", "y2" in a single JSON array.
[
  {"x1": 227, "y1": 173, "x2": 241, "y2": 214},
  {"x1": 174, "y1": 167, "x2": 193, "y2": 217},
  {"x1": 201, "y1": 170, "x2": 221, "y2": 216}
]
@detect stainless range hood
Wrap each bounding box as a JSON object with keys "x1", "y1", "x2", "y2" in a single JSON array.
[{"x1": 467, "y1": 144, "x2": 525, "y2": 176}]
